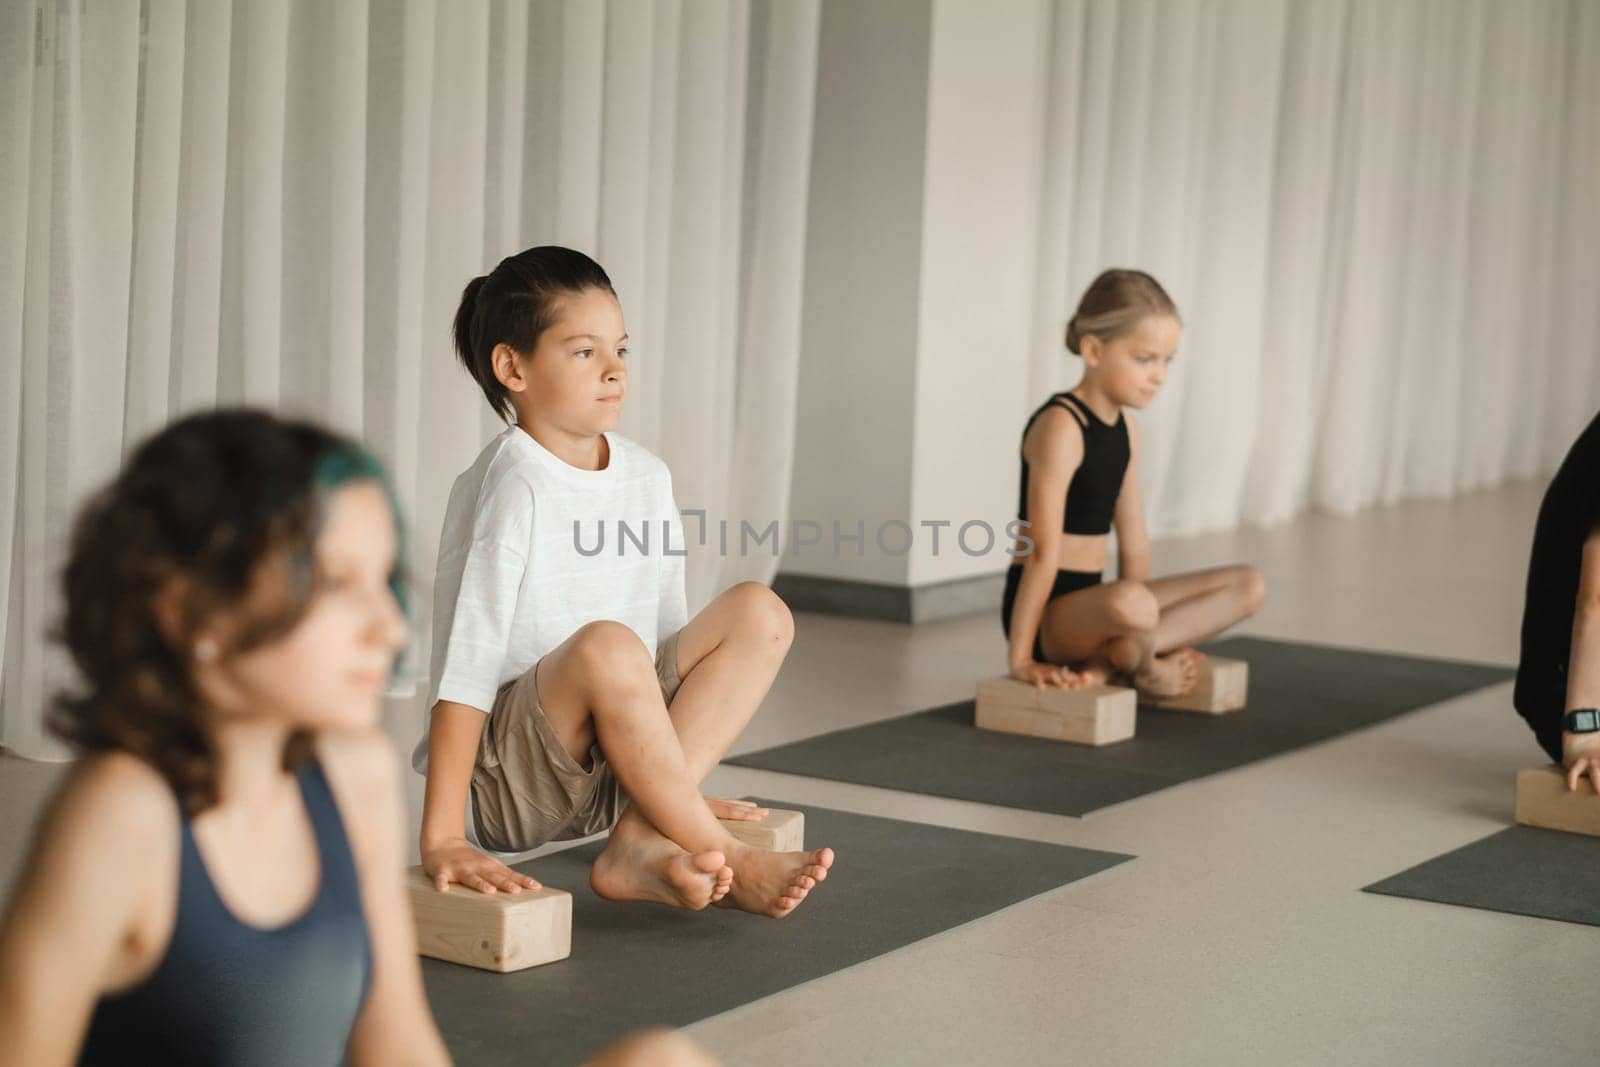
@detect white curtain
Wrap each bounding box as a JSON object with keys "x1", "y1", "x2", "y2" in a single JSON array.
[
  {"x1": 0, "y1": 0, "x2": 820, "y2": 761},
  {"x1": 1030, "y1": 0, "x2": 1600, "y2": 539}
]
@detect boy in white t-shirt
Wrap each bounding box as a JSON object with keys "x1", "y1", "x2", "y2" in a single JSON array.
[{"x1": 417, "y1": 247, "x2": 834, "y2": 917}]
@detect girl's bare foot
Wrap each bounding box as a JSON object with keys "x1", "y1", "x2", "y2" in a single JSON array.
[
  {"x1": 1074, "y1": 659, "x2": 1112, "y2": 688},
  {"x1": 590, "y1": 816, "x2": 733, "y2": 909},
  {"x1": 1135, "y1": 648, "x2": 1203, "y2": 698},
  {"x1": 721, "y1": 844, "x2": 835, "y2": 918}
]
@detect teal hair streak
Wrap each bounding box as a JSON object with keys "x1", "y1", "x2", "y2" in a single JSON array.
[{"x1": 311, "y1": 445, "x2": 411, "y2": 678}]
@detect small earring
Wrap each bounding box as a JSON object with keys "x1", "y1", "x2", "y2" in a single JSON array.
[{"x1": 193, "y1": 637, "x2": 219, "y2": 664}]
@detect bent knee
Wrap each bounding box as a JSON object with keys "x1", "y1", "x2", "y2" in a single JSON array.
[
  {"x1": 569, "y1": 620, "x2": 654, "y2": 681},
  {"x1": 727, "y1": 581, "x2": 795, "y2": 650},
  {"x1": 1236, "y1": 566, "x2": 1267, "y2": 616},
  {"x1": 1104, "y1": 580, "x2": 1159, "y2": 632}
]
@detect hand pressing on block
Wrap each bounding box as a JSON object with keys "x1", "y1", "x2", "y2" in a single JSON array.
[
  {"x1": 406, "y1": 866, "x2": 572, "y2": 973},
  {"x1": 1561, "y1": 731, "x2": 1600, "y2": 795},
  {"x1": 718, "y1": 808, "x2": 805, "y2": 852},
  {"x1": 1514, "y1": 766, "x2": 1600, "y2": 837},
  {"x1": 706, "y1": 796, "x2": 769, "y2": 822},
  {"x1": 975, "y1": 676, "x2": 1136, "y2": 746},
  {"x1": 1146, "y1": 656, "x2": 1248, "y2": 714},
  {"x1": 1009, "y1": 659, "x2": 1100, "y2": 688}
]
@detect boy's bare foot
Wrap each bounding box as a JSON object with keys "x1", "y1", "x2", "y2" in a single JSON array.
[
  {"x1": 590, "y1": 815, "x2": 733, "y2": 910},
  {"x1": 721, "y1": 844, "x2": 835, "y2": 918},
  {"x1": 1135, "y1": 648, "x2": 1203, "y2": 698},
  {"x1": 705, "y1": 796, "x2": 769, "y2": 822}
]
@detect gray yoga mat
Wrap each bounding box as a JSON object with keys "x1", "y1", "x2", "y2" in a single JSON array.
[
  {"x1": 1363, "y1": 826, "x2": 1600, "y2": 927},
  {"x1": 726, "y1": 636, "x2": 1514, "y2": 817},
  {"x1": 422, "y1": 798, "x2": 1132, "y2": 1065}
]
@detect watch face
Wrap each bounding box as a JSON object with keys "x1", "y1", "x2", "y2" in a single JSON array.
[{"x1": 1569, "y1": 709, "x2": 1600, "y2": 733}]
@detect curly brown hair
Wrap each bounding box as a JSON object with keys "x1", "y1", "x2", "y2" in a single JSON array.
[{"x1": 49, "y1": 409, "x2": 407, "y2": 816}]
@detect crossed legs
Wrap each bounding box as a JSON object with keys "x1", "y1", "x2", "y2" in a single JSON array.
[
  {"x1": 1038, "y1": 565, "x2": 1267, "y2": 696},
  {"x1": 534, "y1": 582, "x2": 834, "y2": 918}
]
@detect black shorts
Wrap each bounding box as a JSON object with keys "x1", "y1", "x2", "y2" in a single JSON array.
[
  {"x1": 1000, "y1": 563, "x2": 1102, "y2": 664},
  {"x1": 1515, "y1": 664, "x2": 1566, "y2": 764},
  {"x1": 1518, "y1": 708, "x2": 1563, "y2": 764}
]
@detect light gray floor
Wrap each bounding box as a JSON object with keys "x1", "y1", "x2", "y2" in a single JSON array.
[{"x1": 4, "y1": 479, "x2": 1595, "y2": 1064}]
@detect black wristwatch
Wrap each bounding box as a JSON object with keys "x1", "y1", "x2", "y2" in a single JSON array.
[{"x1": 1563, "y1": 708, "x2": 1600, "y2": 733}]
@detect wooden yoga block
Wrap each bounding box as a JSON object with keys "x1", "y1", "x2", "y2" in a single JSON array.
[
  {"x1": 1514, "y1": 766, "x2": 1600, "y2": 837},
  {"x1": 406, "y1": 866, "x2": 572, "y2": 973},
  {"x1": 974, "y1": 676, "x2": 1136, "y2": 746},
  {"x1": 719, "y1": 808, "x2": 805, "y2": 851},
  {"x1": 1147, "y1": 657, "x2": 1249, "y2": 714}
]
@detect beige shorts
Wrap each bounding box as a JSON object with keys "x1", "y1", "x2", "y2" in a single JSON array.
[{"x1": 470, "y1": 631, "x2": 683, "y2": 853}]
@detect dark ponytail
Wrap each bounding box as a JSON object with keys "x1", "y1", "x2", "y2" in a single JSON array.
[
  {"x1": 451, "y1": 246, "x2": 617, "y2": 422},
  {"x1": 453, "y1": 274, "x2": 490, "y2": 395}
]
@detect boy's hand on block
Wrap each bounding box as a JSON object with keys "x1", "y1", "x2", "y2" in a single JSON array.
[
  {"x1": 406, "y1": 866, "x2": 571, "y2": 973},
  {"x1": 705, "y1": 797, "x2": 769, "y2": 822},
  {"x1": 718, "y1": 808, "x2": 805, "y2": 852},
  {"x1": 1562, "y1": 732, "x2": 1600, "y2": 794},
  {"x1": 421, "y1": 837, "x2": 541, "y2": 894}
]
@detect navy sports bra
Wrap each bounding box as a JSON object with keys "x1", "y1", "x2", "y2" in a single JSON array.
[
  {"x1": 1016, "y1": 391, "x2": 1130, "y2": 537},
  {"x1": 78, "y1": 759, "x2": 372, "y2": 1066}
]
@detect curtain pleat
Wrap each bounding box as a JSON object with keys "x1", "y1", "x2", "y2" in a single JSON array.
[
  {"x1": 1, "y1": 0, "x2": 820, "y2": 760},
  {"x1": 1033, "y1": 0, "x2": 1600, "y2": 539}
]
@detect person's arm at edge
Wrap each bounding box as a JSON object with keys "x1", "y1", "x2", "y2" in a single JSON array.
[{"x1": 1562, "y1": 527, "x2": 1600, "y2": 791}]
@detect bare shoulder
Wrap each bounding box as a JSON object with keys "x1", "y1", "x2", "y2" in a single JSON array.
[
  {"x1": 1025, "y1": 403, "x2": 1086, "y2": 472},
  {"x1": 1124, "y1": 409, "x2": 1140, "y2": 450},
  {"x1": 23, "y1": 751, "x2": 177, "y2": 889},
  {"x1": 53, "y1": 751, "x2": 177, "y2": 846},
  {"x1": 0, "y1": 752, "x2": 178, "y2": 1011}
]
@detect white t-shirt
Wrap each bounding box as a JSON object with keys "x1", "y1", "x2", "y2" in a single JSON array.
[{"x1": 412, "y1": 426, "x2": 689, "y2": 845}]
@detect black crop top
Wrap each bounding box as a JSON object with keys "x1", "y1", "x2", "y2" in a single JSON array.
[{"x1": 1015, "y1": 391, "x2": 1131, "y2": 537}]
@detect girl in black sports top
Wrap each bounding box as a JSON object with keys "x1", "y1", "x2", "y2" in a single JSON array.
[{"x1": 1003, "y1": 270, "x2": 1266, "y2": 699}]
